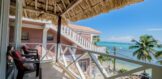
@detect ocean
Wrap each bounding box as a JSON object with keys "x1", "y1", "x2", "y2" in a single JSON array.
[
  {"x1": 96, "y1": 42, "x2": 137, "y2": 59},
  {"x1": 96, "y1": 41, "x2": 162, "y2": 76}
]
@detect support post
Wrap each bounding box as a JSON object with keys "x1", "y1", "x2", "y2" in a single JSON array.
[
  {"x1": 14, "y1": 0, "x2": 23, "y2": 50},
  {"x1": 152, "y1": 67, "x2": 162, "y2": 79},
  {"x1": 113, "y1": 47, "x2": 117, "y2": 72},
  {"x1": 42, "y1": 24, "x2": 50, "y2": 59},
  {"x1": 0, "y1": 0, "x2": 10, "y2": 79},
  {"x1": 56, "y1": 15, "x2": 62, "y2": 62}
]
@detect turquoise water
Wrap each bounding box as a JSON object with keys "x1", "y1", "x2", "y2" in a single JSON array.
[
  {"x1": 96, "y1": 42, "x2": 136, "y2": 59},
  {"x1": 96, "y1": 41, "x2": 162, "y2": 76}
]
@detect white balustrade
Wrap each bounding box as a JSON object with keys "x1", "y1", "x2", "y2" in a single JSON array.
[{"x1": 56, "y1": 26, "x2": 106, "y2": 53}]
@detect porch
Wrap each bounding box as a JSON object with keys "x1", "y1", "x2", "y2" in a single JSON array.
[{"x1": 1, "y1": 0, "x2": 162, "y2": 79}]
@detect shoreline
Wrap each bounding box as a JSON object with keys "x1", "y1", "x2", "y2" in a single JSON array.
[{"x1": 101, "y1": 60, "x2": 152, "y2": 76}]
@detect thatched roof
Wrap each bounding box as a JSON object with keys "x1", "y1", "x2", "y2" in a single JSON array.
[{"x1": 10, "y1": 0, "x2": 143, "y2": 24}]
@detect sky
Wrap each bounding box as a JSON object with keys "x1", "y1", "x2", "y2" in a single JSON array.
[{"x1": 74, "y1": 0, "x2": 162, "y2": 43}]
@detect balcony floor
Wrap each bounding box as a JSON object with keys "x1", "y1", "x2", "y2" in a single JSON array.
[{"x1": 24, "y1": 62, "x2": 69, "y2": 79}]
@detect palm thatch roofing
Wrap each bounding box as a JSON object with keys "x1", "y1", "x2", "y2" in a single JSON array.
[{"x1": 10, "y1": 0, "x2": 143, "y2": 25}]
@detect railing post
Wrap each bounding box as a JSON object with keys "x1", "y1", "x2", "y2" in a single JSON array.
[{"x1": 0, "y1": 0, "x2": 10, "y2": 79}]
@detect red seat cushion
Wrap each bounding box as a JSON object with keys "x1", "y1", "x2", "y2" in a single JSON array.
[{"x1": 12, "y1": 51, "x2": 25, "y2": 70}]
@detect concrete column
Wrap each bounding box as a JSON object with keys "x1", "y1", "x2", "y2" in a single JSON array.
[
  {"x1": 152, "y1": 67, "x2": 162, "y2": 79},
  {"x1": 0, "y1": 0, "x2": 10, "y2": 79},
  {"x1": 14, "y1": 0, "x2": 23, "y2": 50},
  {"x1": 42, "y1": 24, "x2": 50, "y2": 59}
]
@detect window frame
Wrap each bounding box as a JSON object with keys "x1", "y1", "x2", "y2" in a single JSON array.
[{"x1": 21, "y1": 32, "x2": 29, "y2": 41}]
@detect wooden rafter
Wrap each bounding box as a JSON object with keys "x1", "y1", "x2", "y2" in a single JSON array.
[
  {"x1": 35, "y1": 0, "x2": 37, "y2": 9},
  {"x1": 10, "y1": 5, "x2": 58, "y2": 16},
  {"x1": 24, "y1": 10, "x2": 28, "y2": 17},
  {"x1": 45, "y1": 0, "x2": 48, "y2": 11},
  {"x1": 61, "y1": 0, "x2": 82, "y2": 16},
  {"x1": 53, "y1": 0, "x2": 57, "y2": 14},
  {"x1": 57, "y1": 4, "x2": 63, "y2": 13},
  {"x1": 61, "y1": 0, "x2": 66, "y2": 9},
  {"x1": 22, "y1": 0, "x2": 26, "y2": 7}
]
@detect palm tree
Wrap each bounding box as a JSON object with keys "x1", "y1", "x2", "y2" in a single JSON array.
[
  {"x1": 129, "y1": 35, "x2": 161, "y2": 74},
  {"x1": 155, "y1": 44, "x2": 162, "y2": 59},
  {"x1": 155, "y1": 50, "x2": 162, "y2": 64},
  {"x1": 129, "y1": 35, "x2": 160, "y2": 62}
]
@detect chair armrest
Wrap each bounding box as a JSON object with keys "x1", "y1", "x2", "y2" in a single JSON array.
[
  {"x1": 27, "y1": 49, "x2": 38, "y2": 53},
  {"x1": 22, "y1": 54, "x2": 37, "y2": 58},
  {"x1": 23, "y1": 60, "x2": 40, "y2": 63}
]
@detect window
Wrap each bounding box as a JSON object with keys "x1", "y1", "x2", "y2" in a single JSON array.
[
  {"x1": 93, "y1": 35, "x2": 100, "y2": 45},
  {"x1": 79, "y1": 60, "x2": 87, "y2": 72},
  {"x1": 21, "y1": 32, "x2": 29, "y2": 40},
  {"x1": 47, "y1": 34, "x2": 54, "y2": 41}
]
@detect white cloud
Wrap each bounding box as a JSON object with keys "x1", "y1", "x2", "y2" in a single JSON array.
[
  {"x1": 147, "y1": 28, "x2": 162, "y2": 32},
  {"x1": 107, "y1": 36, "x2": 135, "y2": 43}
]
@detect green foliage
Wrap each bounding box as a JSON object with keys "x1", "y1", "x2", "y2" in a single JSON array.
[
  {"x1": 93, "y1": 36, "x2": 100, "y2": 45},
  {"x1": 129, "y1": 35, "x2": 162, "y2": 62},
  {"x1": 155, "y1": 50, "x2": 162, "y2": 58},
  {"x1": 118, "y1": 68, "x2": 128, "y2": 73},
  {"x1": 98, "y1": 48, "x2": 111, "y2": 63}
]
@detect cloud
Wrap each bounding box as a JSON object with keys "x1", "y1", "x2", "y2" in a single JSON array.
[
  {"x1": 147, "y1": 28, "x2": 162, "y2": 32},
  {"x1": 107, "y1": 36, "x2": 135, "y2": 43}
]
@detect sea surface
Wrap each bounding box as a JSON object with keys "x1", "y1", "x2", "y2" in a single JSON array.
[
  {"x1": 96, "y1": 42, "x2": 137, "y2": 60},
  {"x1": 96, "y1": 41, "x2": 162, "y2": 76}
]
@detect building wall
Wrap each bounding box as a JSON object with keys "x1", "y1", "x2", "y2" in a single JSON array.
[
  {"x1": 9, "y1": 27, "x2": 43, "y2": 43},
  {"x1": 78, "y1": 32, "x2": 92, "y2": 42}
]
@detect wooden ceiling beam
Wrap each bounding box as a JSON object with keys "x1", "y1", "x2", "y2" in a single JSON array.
[
  {"x1": 22, "y1": 0, "x2": 26, "y2": 7},
  {"x1": 61, "y1": 0, "x2": 66, "y2": 9},
  {"x1": 11, "y1": 5, "x2": 58, "y2": 16},
  {"x1": 35, "y1": 0, "x2": 37, "y2": 9},
  {"x1": 53, "y1": 0, "x2": 57, "y2": 14},
  {"x1": 61, "y1": 0, "x2": 82, "y2": 16},
  {"x1": 57, "y1": 4, "x2": 63, "y2": 13},
  {"x1": 45, "y1": 0, "x2": 48, "y2": 11}
]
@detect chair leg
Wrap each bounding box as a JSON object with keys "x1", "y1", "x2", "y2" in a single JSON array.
[
  {"x1": 39, "y1": 68, "x2": 42, "y2": 79},
  {"x1": 17, "y1": 70, "x2": 25, "y2": 79}
]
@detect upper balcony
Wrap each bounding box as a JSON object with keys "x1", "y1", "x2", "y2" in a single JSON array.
[{"x1": 50, "y1": 24, "x2": 107, "y2": 53}]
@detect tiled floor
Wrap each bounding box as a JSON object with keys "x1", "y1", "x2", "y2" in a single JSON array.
[{"x1": 23, "y1": 62, "x2": 69, "y2": 79}]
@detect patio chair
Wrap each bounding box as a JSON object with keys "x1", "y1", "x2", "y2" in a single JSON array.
[
  {"x1": 21, "y1": 45, "x2": 40, "y2": 77},
  {"x1": 10, "y1": 48, "x2": 40, "y2": 79}
]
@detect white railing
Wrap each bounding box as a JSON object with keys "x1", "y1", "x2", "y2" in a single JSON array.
[
  {"x1": 20, "y1": 43, "x2": 162, "y2": 79},
  {"x1": 21, "y1": 43, "x2": 56, "y2": 61},
  {"x1": 52, "y1": 25, "x2": 106, "y2": 53}
]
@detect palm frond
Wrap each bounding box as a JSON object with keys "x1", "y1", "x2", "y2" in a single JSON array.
[
  {"x1": 155, "y1": 51, "x2": 162, "y2": 58},
  {"x1": 129, "y1": 45, "x2": 140, "y2": 49},
  {"x1": 133, "y1": 49, "x2": 142, "y2": 56}
]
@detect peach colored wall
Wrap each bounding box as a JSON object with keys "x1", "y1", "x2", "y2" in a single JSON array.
[
  {"x1": 9, "y1": 27, "x2": 73, "y2": 45},
  {"x1": 9, "y1": 27, "x2": 43, "y2": 43}
]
